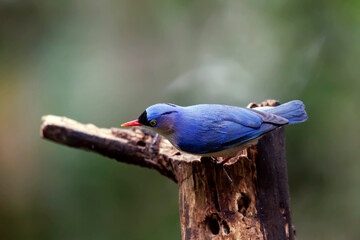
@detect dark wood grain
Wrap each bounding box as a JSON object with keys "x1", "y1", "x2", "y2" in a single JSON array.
[{"x1": 255, "y1": 127, "x2": 295, "y2": 240}]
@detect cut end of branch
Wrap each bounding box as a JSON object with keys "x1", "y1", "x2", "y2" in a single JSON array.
[{"x1": 41, "y1": 115, "x2": 62, "y2": 138}]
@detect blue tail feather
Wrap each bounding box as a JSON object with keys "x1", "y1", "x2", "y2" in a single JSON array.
[{"x1": 264, "y1": 100, "x2": 308, "y2": 124}]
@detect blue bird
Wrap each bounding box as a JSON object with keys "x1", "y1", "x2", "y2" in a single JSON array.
[{"x1": 121, "y1": 100, "x2": 307, "y2": 158}]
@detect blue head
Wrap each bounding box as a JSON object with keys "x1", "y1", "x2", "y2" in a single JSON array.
[{"x1": 121, "y1": 103, "x2": 180, "y2": 135}]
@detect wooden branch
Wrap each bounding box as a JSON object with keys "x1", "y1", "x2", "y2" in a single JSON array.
[
  {"x1": 41, "y1": 115, "x2": 196, "y2": 183},
  {"x1": 40, "y1": 100, "x2": 295, "y2": 240}
]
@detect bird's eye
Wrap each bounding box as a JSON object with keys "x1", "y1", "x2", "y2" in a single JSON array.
[{"x1": 149, "y1": 119, "x2": 157, "y2": 127}]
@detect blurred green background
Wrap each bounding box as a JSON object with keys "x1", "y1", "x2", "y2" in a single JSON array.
[{"x1": 1, "y1": 0, "x2": 359, "y2": 239}]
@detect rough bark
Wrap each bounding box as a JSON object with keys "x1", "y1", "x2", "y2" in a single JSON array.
[{"x1": 40, "y1": 100, "x2": 295, "y2": 240}]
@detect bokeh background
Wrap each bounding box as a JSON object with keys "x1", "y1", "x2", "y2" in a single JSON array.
[{"x1": 1, "y1": 0, "x2": 359, "y2": 239}]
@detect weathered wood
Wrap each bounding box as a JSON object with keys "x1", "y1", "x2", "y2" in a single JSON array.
[
  {"x1": 173, "y1": 127, "x2": 294, "y2": 240},
  {"x1": 255, "y1": 127, "x2": 295, "y2": 240},
  {"x1": 40, "y1": 100, "x2": 295, "y2": 240},
  {"x1": 40, "y1": 115, "x2": 195, "y2": 182},
  {"x1": 174, "y1": 155, "x2": 261, "y2": 239}
]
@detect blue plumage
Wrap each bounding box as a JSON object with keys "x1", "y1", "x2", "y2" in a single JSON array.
[
  {"x1": 121, "y1": 100, "x2": 308, "y2": 157},
  {"x1": 263, "y1": 100, "x2": 307, "y2": 124}
]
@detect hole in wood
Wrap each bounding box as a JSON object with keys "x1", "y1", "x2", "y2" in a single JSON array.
[
  {"x1": 137, "y1": 140, "x2": 146, "y2": 146},
  {"x1": 237, "y1": 192, "x2": 250, "y2": 216},
  {"x1": 280, "y1": 202, "x2": 287, "y2": 220},
  {"x1": 205, "y1": 214, "x2": 220, "y2": 235},
  {"x1": 222, "y1": 220, "x2": 230, "y2": 234},
  {"x1": 280, "y1": 202, "x2": 285, "y2": 214}
]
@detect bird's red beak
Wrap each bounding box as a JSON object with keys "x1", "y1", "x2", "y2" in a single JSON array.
[{"x1": 121, "y1": 119, "x2": 143, "y2": 127}]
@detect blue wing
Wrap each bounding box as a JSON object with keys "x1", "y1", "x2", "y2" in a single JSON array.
[{"x1": 174, "y1": 104, "x2": 288, "y2": 154}]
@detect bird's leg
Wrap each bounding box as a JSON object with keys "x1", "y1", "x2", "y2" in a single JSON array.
[
  {"x1": 209, "y1": 156, "x2": 219, "y2": 165},
  {"x1": 209, "y1": 150, "x2": 246, "y2": 184},
  {"x1": 150, "y1": 134, "x2": 162, "y2": 155},
  {"x1": 222, "y1": 166, "x2": 233, "y2": 184},
  {"x1": 217, "y1": 150, "x2": 246, "y2": 166},
  {"x1": 210, "y1": 157, "x2": 233, "y2": 184},
  {"x1": 217, "y1": 157, "x2": 232, "y2": 166},
  {"x1": 144, "y1": 134, "x2": 162, "y2": 167}
]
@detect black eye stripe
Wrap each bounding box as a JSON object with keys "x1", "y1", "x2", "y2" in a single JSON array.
[
  {"x1": 138, "y1": 109, "x2": 177, "y2": 126},
  {"x1": 161, "y1": 111, "x2": 177, "y2": 116},
  {"x1": 138, "y1": 111, "x2": 149, "y2": 125}
]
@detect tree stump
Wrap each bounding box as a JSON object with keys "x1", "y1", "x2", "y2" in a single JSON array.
[
  {"x1": 175, "y1": 127, "x2": 294, "y2": 239},
  {"x1": 40, "y1": 100, "x2": 295, "y2": 240}
]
